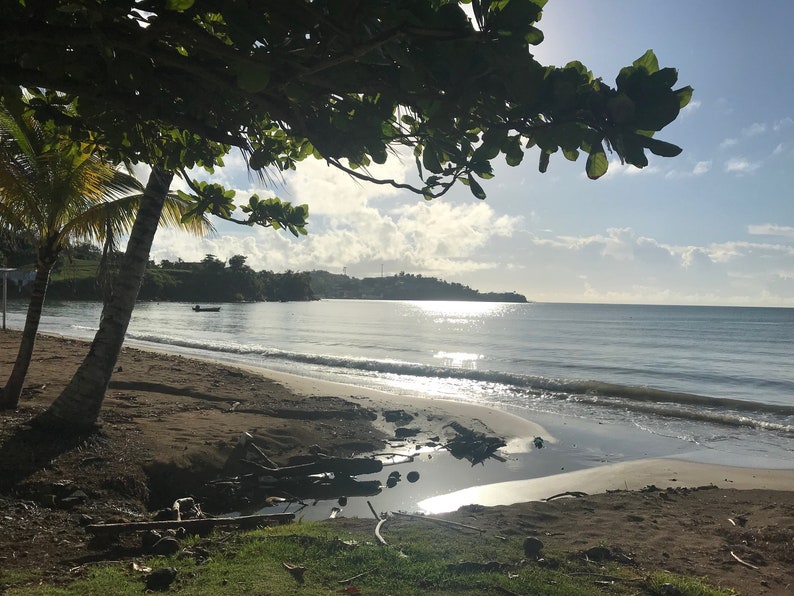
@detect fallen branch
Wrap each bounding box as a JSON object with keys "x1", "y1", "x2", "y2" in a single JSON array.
[
  {"x1": 730, "y1": 551, "x2": 760, "y2": 570},
  {"x1": 391, "y1": 511, "x2": 482, "y2": 532},
  {"x1": 544, "y1": 491, "x2": 589, "y2": 501},
  {"x1": 241, "y1": 456, "x2": 383, "y2": 478},
  {"x1": 375, "y1": 516, "x2": 389, "y2": 546},
  {"x1": 247, "y1": 441, "x2": 279, "y2": 469},
  {"x1": 86, "y1": 513, "x2": 294, "y2": 537},
  {"x1": 338, "y1": 568, "x2": 375, "y2": 584},
  {"x1": 366, "y1": 500, "x2": 381, "y2": 521}
]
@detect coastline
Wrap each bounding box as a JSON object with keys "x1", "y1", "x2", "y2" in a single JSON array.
[
  {"x1": 4, "y1": 329, "x2": 793, "y2": 514},
  {"x1": 229, "y1": 360, "x2": 794, "y2": 514}
]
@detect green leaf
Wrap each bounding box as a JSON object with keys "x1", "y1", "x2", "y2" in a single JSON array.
[
  {"x1": 538, "y1": 151, "x2": 550, "y2": 173},
  {"x1": 524, "y1": 26, "x2": 544, "y2": 45},
  {"x1": 422, "y1": 145, "x2": 443, "y2": 174},
  {"x1": 165, "y1": 0, "x2": 194, "y2": 11},
  {"x1": 467, "y1": 173, "x2": 486, "y2": 199},
  {"x1": 562, "y1": 147, "x2": 579, "y2": 161},
  {"x1": 676, "y1": 86, "x2": 694, "y2": 109},
  {"x1": 586, "y1": 146, "x2": 608, "y2": 179},
  {"x1": 632, "y1": 49, "x2": 659, "y2": 74},
  {"x1": 640, "y1": 136, "x2": 682, "y2": 157}
]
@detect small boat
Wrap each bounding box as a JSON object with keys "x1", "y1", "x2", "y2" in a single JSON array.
[{"x1": 192, "y1": 305, "x2": 221, "y2": 312}]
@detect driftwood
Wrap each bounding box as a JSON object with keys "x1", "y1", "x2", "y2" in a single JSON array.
[
  {"x1": 391, "y1": 511, "x2": 482, "y2": 533},
  {"x1": 544, "y1": 490, "x2": 588, "y2": 501},
  {"x1": 241, "y1": 456, "x2": 383, "y2": 478},
  {"x1": 443, "y1": 421, "x2": 507, "y2": 465},
  {"x1": 374, "y1": 516, "x2": 389, "y2": 546},
  {"x1": 268, "y1": 476, "x2": 382, "y2": 500},
  {"x1": 730, "y1": 550, "x2": 760, "y2": 570},
  {"x1": 86, "y1": 513, "x2": 294, "y2": 537},
  {"x1": 366, "y1": 500, "x2": 381, "y2": 521}
]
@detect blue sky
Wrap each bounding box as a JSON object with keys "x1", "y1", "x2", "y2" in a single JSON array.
[{"x1": 148, "y1": 1, "x2": 794, "y2": 306}]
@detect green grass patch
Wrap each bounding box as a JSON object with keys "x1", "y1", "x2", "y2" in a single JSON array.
[{"x1": 2, "y1": 520, "x2": 737, "y2": 596}]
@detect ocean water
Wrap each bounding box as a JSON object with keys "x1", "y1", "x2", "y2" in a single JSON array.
[{"x1": 5, "y1": 299, "x2": 793, "y2": 466}]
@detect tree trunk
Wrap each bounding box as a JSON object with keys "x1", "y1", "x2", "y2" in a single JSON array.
[
  {"x1": 0, "y1": 256, "x2": 55, "y2": 409},
  {"x1": 36, "y1": 166, "x2": 173, "y2": 431}
]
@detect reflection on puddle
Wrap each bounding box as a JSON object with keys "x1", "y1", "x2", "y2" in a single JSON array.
[{"x1": 253, "y1": 447, "x2": 549, "y2": 522}]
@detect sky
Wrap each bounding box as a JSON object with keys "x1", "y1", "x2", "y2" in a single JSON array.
[{"x1": 144, "y1": 1, "x2": 794, "y2": 307}]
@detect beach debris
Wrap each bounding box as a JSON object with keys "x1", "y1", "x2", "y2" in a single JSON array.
[
  {"x1": 544, "y1": 490, "x2": 588, "y2": 501},
  {"x1": 366, "y1": 500, "x2": 381, "y2": 520},
  {"x1": 282, "y1": 561, "x2": 307, "y2": 583},
  {"x1": 151, "y1": 535, "x2": 181, "y2": 555},
  {"x1": 86, "y1": 512, "x2": 295, "y2": 539},
  {"x1": 406, "y1": 471, "x2": 420, "y2": 483},
  {"x1": 131, "y1": 561, "x2": 152, "y2": 574},
  {"x1": 533, "y1": 436, "x2": 544, "y2": 449},
  {"x1": 144, "y1": 567, "x2": 177, "y2": 591},
  {"x1": 729, "y1": 550, "x2": 760, "y2": 570},
  {"x1": 443, "y1": 421, "x2": 507, "y2": 465},
  {"x1": 210, "y1": 436, "x2": 386, "y2": 510},
  {"x1": 523, "y1": 536, "x2": 544, "y2": 559},
  {"x1": 391, "y1": 511, "x2": 482, "y2": 533},
  {"x1": 338, "y1": 568, "x2": 375, "y2": 584},
  {"x1": 375, "y1": 514, "x2": 389, "y2": 546},
  {"x1": 583, "y1": 545, "x2": 612, "y2": 562}
]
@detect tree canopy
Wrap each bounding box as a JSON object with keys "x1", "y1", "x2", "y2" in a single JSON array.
[{"x1": 1, "y1": 0, "x2": 691, "y2": 208}]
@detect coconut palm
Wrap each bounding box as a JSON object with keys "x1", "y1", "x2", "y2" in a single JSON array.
[{"x1": 0, "y1": 101, "x2": 212, "y2": 409}]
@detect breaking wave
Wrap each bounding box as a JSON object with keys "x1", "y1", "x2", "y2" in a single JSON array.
[{"x1": 126, "y1": 331, "x2": 794, "y2": 435}]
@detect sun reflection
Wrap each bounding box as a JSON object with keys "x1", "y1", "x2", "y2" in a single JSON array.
[
  {"x1": 433, "y1": 351, "x2": 481, "y2": 369},
  {"x1": 406, "y1": 300, "x2": 513, "y2": 319}
]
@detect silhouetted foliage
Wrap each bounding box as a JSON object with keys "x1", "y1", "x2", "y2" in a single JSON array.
[{"x1": 310, "y1": 270, "x2": 526, "y2": 302}]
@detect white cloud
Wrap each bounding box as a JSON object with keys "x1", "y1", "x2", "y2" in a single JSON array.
[
  {"x1": 719, "y1": 138, "x2": 738, "y2": 150},
  {"x1": 664, "y1": 160, "x2": 712, "y2": 179},
  {"x1": 148, "y1": 164, "x2": 521, "y2": 280},
  {"x1": 773, "y1": 117, "x2": 793, "y2": 132},
  {"x1": 748, "y1": 224, "x2": 794, "y2": 239},
  {"x1": 724, "y1": 157, "x2": 761, "y2": 174},
  {"x1": 692, "y1": 161, "x2": 711, "y2": 175},
  {"x1": 493, "y1": 228, "x2": 794, "y2": 306},
  {"x1": 742, "y1": 122, "x2": 767, "y2": 137}
]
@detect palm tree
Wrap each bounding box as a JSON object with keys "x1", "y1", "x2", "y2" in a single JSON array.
[{"x1": 0, "y1": 101, "x2": 212, "y2": 409}]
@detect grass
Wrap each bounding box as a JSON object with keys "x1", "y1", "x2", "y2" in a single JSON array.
[{"x1": 3, "y1": 520, "x2": 735, "y2": 596}]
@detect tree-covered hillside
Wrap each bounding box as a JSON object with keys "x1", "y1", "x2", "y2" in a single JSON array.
[
  {"x1": 4, "y1": 241, "x2": 526, "y2": 303},
  {"x1": 310, "y1": 270, "x2": 527, "y2": 302}
]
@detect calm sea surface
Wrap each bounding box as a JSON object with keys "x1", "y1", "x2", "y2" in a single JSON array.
[{"x1": 6, "y1": 299, "x2": 793, "y2": 465}]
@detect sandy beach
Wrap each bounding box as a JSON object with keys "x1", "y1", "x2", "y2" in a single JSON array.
[{"x1": 2, "y1": 330, "x2": 794, "y2": 594}]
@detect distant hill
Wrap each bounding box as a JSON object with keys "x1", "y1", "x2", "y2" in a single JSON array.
[
  {"x1": 3, "y1": 240, "x2": 526, "y2": 303},
  {"x1": 309, "y1": 271, "x2": 527, "y2": 302}
]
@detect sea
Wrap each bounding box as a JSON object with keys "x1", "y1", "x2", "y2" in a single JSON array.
[{"x1": 6, "y1": 299, "x2": 793, "y2": 470}]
